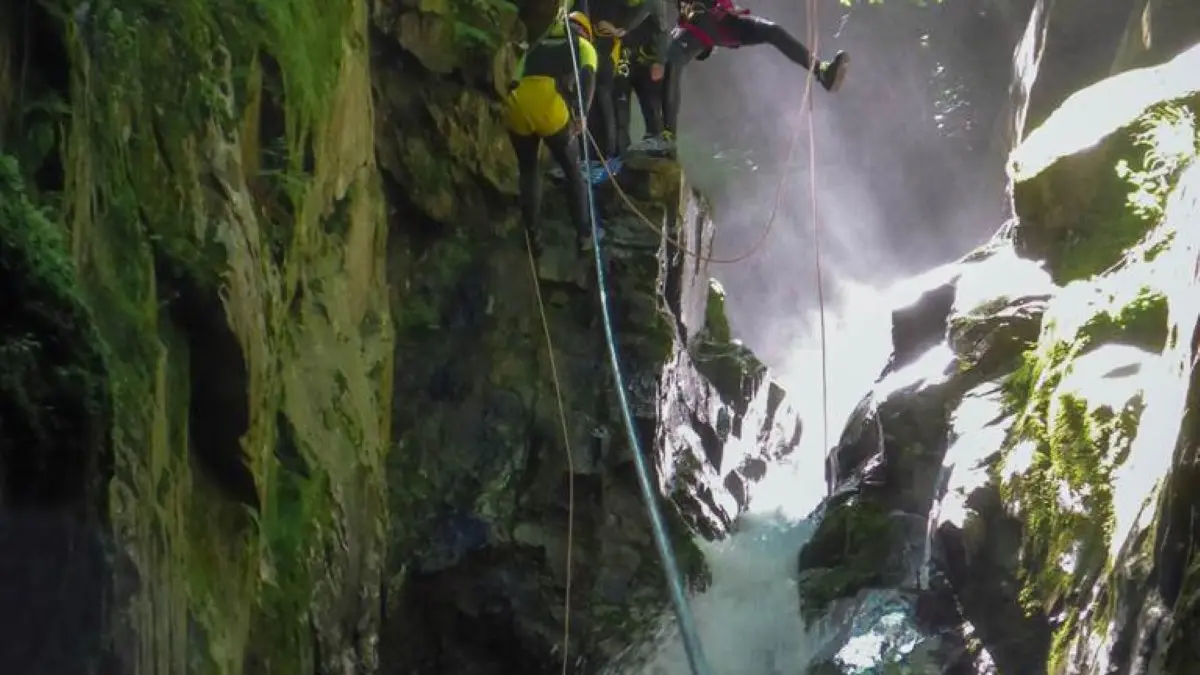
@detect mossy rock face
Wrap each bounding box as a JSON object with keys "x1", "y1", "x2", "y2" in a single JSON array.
[
  {"x1": 692, "y1": 279, "x2": 767, "y2": 412},
  {"x1": 375, "y1": 73, "x2": 743, "y2": 667},
  {"x1": 0, "y1": 154, "x2": 119, "y2": 671},
  {"x1": 1076, "y1": 285, "x2": 1169, "y2": 354},
  {"x1": 796, "y1": 497, "x2": 908, "y2": 623},
  {"x1": 805, "y1": 37, "x2": 1200, "y2": 675},
  {"x1": 370, "y1": 14, "x2": 791, "y2": 663},
  {"x1": 0, "y1": 154, "x2": 112, "y2": 514},
  {"x1": 1009, "y1": 47, "x2": 1200, "y2": 284},
  {"x1": 947, "y1": 293, "x2": 1050, "y2": 377},
  {"x1": 12, "y1": 0, "x2": 398, "y2": 671},
  {"x1": 998, "y1": 323, "x2": 1146, "y2": 609}
]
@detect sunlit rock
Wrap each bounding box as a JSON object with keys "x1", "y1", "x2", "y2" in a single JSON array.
[
  {"x1": 1008, "y1": 42, "x2": 1200, "y2": 283},
  {"x1": 799, "y1": 37, "x2": 1200, "y2": 674}
]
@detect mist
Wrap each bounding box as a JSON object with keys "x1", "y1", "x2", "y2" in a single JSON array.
[{"x1": 661, "y1": 0, "x2": 1025, "y2": 492}]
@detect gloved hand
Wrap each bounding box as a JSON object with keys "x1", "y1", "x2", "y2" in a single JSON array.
[{"x1": 595, "y1": 20, "x2": 625, "y2": 37}]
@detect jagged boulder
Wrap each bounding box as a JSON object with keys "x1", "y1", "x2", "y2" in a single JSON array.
[{"x1": 795, "y1": 38, "x2": 1200, "y2": 675}]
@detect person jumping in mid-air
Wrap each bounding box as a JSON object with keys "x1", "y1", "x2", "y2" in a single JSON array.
[
  {"x1": 503, "y1": 11, "x2": 598, "y2": 255},
  {"x1": 614, "y1": 9, "x2": 670, "y2": 156},
  {"x1": 653, "y1": 0, "x2": 849, "y2": 156}
]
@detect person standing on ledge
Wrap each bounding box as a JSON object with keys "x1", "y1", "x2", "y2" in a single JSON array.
[
  {"x1": 654, "y1": 0, "x2": 850, "y2": 157},
  {"x1": 572, "y1": 0, "x2": 660, "y2": 162},
  {"x1": 615, "y1": 9, "x2": 670, "y2": 156},
  {"x1": 503, "y1": 11, "x2": 599, "y2": 255}
]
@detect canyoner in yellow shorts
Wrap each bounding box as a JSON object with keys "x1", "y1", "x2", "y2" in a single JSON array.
[{"x1": 504, "y1": 11, "x2": 598, "y2": 256}]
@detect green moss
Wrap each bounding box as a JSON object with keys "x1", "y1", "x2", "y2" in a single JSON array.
[
  {"x1": 644, "y1": 307, "x2": 677, "y2": 365},
  {"x1": 1069, "y1": 102, "x2": 1197, "y2": 280},
  {"x1": 1077, "y1": 286, "x2": 1169, "y2": 353},
  {"x1": 0, "y1": 153, "x2": 110, "y2": 512},
  {"x1": 1114, "y1": 103, "x2": 1198, "y2": 223},
  {"x1": 692, "y1": 279, "x2": 766, "y2": 405},
  {"x1": 51, "y1": 0, "x2": 356, "y2": 670},
  {"x1": 998, "y1": 313, "x2": 1146, "y2": 633},
  {"x1": 252, "y1": 457, "x2": 332, "y2": 672},
  {"x1": 796, "y1": 499, "x2": 899, "y2": 622},
  {"x1": 451, "y1": 0, "x2": 519, "y2": 49},
  {"x1": 1019, "y1": 99, "x2": 1198, "y2": 283}
]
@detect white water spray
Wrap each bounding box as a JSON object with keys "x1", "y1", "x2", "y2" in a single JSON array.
[{"x1": 608, "y1": 272, "x2": 939, "y2": 674}]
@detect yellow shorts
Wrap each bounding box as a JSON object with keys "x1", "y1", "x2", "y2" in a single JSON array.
[{"x1": 505, "y1": 76, "x2": 570, "y2": 137}]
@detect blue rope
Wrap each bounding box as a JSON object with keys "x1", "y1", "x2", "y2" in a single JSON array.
[{"x1": 562, "y1": 16, "x2": 714, "y2": 675}]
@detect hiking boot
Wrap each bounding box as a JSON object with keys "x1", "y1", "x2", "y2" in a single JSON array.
[
  {"x1": 817, "y1": 51, "x2": 849, "y2": 93},
  {"x1": 627, "y1": 135, "x2": 662, "y2": 154},
  {"x1": 654, "y1": 130, "x2": 677, "y2": 159}
]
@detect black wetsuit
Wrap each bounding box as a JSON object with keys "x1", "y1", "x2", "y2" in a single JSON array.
[
  {"x1": 614, "y1": 12, "x2": 668, "y2": 152},
  {"x1": 574, "y1": 0, "x2": 655, "y2": 158},
  {"x1": 663, "y1": 0, "x2": 820, "y2": 135},
  {"x1": 510, "y1": 30, "x2": 597, "y2": 250}
]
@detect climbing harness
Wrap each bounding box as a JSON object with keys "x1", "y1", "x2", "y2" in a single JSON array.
[
  {"x1": 565, "y1": 10, "x2": 716, "y2": 675},
  {"x1": 524, "y1": 230, "x2": 579, "y2": 675},
  {"x1": 677, "y1": 0, "x2": 752, "y2": 52}
]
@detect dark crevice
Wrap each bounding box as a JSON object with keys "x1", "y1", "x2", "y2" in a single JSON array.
[
  {"x1": 322, "y1": 193, "x2": 352, "y2": 238},
  {"x1": 274, "y1": 412, "x2": 310, "y2": 479},
  {"x1": 381, "y1": 549, "x2": 560, "y2": 675},
  {"x1": 886, "y1": 280, "x2": 960, "y2": 376},
  {"x1": 1153, "y1": 357, "x2": 1200, "y2": 606},
  {"x1": 0, "y1": 512, "x2": 111, "y2": 673},
  {"x1": 258, "y1": 53, "x2": 289, "y2": 176},
  {"x1": 4, "y1": 0, "x2": 70, "y2": 193},
  {"x1": 255, "y1": 51, "x2": 295, "y2": 268},
  {"x1": 381, "y1": 170, "x2": 445, "y2": 262},
  {"x1": 369, "y1": 26, "x2": 428, "y2": 81},
  {"x1": 688, "y1": 408, "x2": 723, "y2": 469},
  {"x1": 154, "y1": 256, "x2": 259, "y2": 510}
]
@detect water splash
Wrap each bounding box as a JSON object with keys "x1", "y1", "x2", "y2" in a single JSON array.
[{"x1": 610, "y1": 513, "x2": 819, "y2": 675}]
